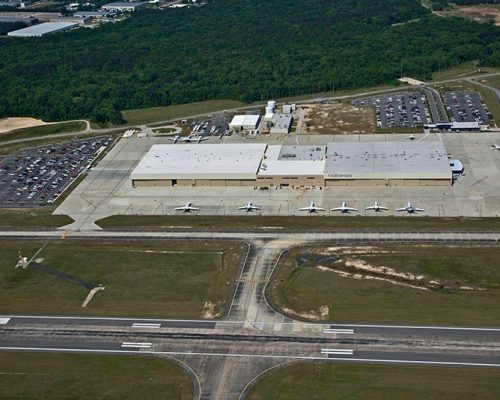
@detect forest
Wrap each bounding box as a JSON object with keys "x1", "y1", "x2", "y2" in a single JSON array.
[{"x1": 0, "y1": 0, "x2": 498, "y2": 123}]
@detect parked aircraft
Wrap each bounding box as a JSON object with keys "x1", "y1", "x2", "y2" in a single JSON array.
[
  {"x1": 169, "y1": 134, "x2": 207, "y2": 144},
  {"x1": 168, "y1": 135, "x2": 181, "y2": 143},
  {"x1": 396, "y1": 202, "x2": 425, "y2": 213},
  {"x1": 298, "y1": 202, "x2": 325, "y2": 213},
  {"x1": 407, "y1": 134, "x2": 416, "y2": 140},
  {"x1": 365, "y1": 202, "x2": 388, "y2": 212},
  {"x1": 238, "y1": 202, "x2": 260, "y2": 212},
  {"x1": 174, "y1": 202, "x2": 200, "y2": 212},
  {"x1": 330, "y1": 202, "x2": 358, "y2": 213},
  {"x1": 491, "y1": 145, "x2": 500, "y2": 150}
]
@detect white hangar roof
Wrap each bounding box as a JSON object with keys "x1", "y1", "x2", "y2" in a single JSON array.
[
  {"x1": 325, "y1": 141, "x2": 452, "y2": 180},
  {"x1": 258, "y1": 145, "x2": 325, "y2": 176},
  {"x1": 229, "y1": 114, "x2": 260, "y2": 128},
  {"x1": 131, "y1": 143, "x2": 267, "y2": 181}
]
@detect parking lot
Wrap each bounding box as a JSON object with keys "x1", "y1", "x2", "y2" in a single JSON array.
[
  {"x1": 443, "y1": 91, "x2": 492, "y2": 125},
  {"x1": 0, "y1": 136, "x2": 112, "y2": 208},
  {"x1": 190, "y1": 113, "x2": 229, "y2": 137},
  {"x1": 353, "y1": 92, "x2": 432, "y2": 128}
]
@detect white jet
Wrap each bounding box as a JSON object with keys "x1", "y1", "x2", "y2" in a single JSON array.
[
  {"x1": 407, "y1": 134, "x2": 416, "y2": 140},
  {"x1": 330, "y1": 202, "x2": 358, "y2": 213},
  {"x1": 491, "y1": 145, "x2": 500, "y2": 150},
  {"x1": 174, "y1": 202, "x2": 200, "y2": 212},
  {"x1": 168, "y1": 135, "x2": 181, "y2": 144},
  {"x1": 238, "y1": 202, "x2": 260, "y2": 212},
  {"x1": 298, "y1": 202, "x2": 326, "y2": 213},
  {"x1": 396, "y1": 202, "x2": 425, "y2": 214},
  {"x1": 169, "y1": 134, "x2": 208, "y2": 144},
  {"x1": 365, "y1": 202, "x2": 388, "y2": 212}
]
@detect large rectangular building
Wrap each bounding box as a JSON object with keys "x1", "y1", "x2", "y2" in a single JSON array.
[
  {"x1": 7, "y1": 21, "x2": 78, "y2": 37},
  {"x1": 131, "y1": 143, "x2": 266, "y2": 187},
  {"x1": 324, "y1": 142, "x2": 451, "y2": 186},
  {"x1": 131, "y1": 141, "x2": 452, "y2": 188}
]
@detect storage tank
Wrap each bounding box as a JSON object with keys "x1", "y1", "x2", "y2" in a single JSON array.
[
  {"x1": 267, "y1": 100, "x2": 276, "y2": 110},
  {"x1": 265, "y1": 106, "x2": 274, "y2": 114}
]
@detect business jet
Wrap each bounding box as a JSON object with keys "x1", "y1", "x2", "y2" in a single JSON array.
[
  {"x1": 407, "y1": 134, "x2": 416, "y2": 140},
  {"x1": 168, "y1": 135, "x2": 181, "y2": 144},
  {"x1": 238, "y1": 202, "x2": 260, "y2": 212},
  {"x1": 174, "y1": 202, "x2": 200, "y2": 212},
  {"x1": 330, "y1": 202, "x2": 358, "y2": 213},
  {"x1": 396, "y1": 202, "x2": 425, "y2": 214},
  {"x1": 491, "y1": 144, "x2": 500, "y2": 150},
  {"x1": 298, "y1": 202, "x2": 326, "y2": 213},
  {"x1": 169, "y1": 134, "x2": 208, "y2": 144},
  {"x1": 365, "y1": 202, "x2": 388, "y2": 212}
]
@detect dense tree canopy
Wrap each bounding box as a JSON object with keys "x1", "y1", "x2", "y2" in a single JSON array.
[{"x1": 0, "y1": 0, "x2": 498, "y2": 123}]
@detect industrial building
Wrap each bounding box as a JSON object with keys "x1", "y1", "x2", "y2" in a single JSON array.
[
  {"x1": 323, "y1": 142, "x2": 451, "y2": 186},
  {"x1": 229, "y1": 114, "x2": 261, "y2": 131},
  {"x1": 7, "y1": 21, "x2": 78, "y2": 37},
  {"x1": 74, "y1": 11, "x2": 116, "y2": 19},
  {"x1": 269, "y1": 113, "x2": 292, "y2": 134},
  {"x1": 131, "y1": 143, "x2": 267, "y2": 187},
  {"x1": 424, "y1": 122, "x2": 481, "y2": 132},
  {"x1": 131, "y1": 141, "x2": 452, "y2": 188},
  {"x1": 101, "y1": 2, "x2": 146, "y2": 12}
]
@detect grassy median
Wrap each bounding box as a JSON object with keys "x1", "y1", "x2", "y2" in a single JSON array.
[
  {"x1": 0, "y1": 240, "x2": 244, "y2": 318},
  {"x1": 96, "y1": 215, "x2": 500, "y2": 231},
  {"x1": 248, "y1": 363, "x2": 500, "y2": 400},
  {"x1": 0, "y1": 208, "x2": 73, "y2": 229},
  {"x1": 270, "y1": 244, "x2": 500, "y2": 325},
  {"x1": 0, "y1": 352, "x2": 193, "y2": 400}
]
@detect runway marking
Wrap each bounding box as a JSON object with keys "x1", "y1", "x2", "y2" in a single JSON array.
[
  {"x1": 131, "y1": 323, "x2": 161, "y2": 329},
  {"x1": 2, "y1": 346, "x2": 500, "y2": 368},
  {"x1": 323, "y1": 328, "x2": 354, "y2": 334},
  {"x1": 321, "y1": 348, "x2": 354, "y2": 355},
  {"x1": 121, "y1": 342, "x2": 152, "y2": 349},
  {"x1": 328, "y1": 323, "x2": 500, "y2": 332},
  {"x1": 0, "y1": 318, "x2": 10, "y2": 325}
]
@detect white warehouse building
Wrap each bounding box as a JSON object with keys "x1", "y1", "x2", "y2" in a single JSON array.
[{"x1": 229, "y1": 115, "x2": 261, "y2": 131}]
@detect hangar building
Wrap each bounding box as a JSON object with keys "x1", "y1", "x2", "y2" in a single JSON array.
[
  {"x1": 131, "y1": 143, "x2": 266, "y2": 187},
  {"x1": 324, "y1": 142, "x2": 451, "y2": 186},
  {"x1": 131, "y1": 141, "x2": 452, "y2": 188}
]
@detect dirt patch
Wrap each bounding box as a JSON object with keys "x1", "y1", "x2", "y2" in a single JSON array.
[
  {"x1": 280, "y1": 304, "x2": 329, "y2": 320},
  {"x1": 449, "y1": 5, "x2": 500, "y2": 26},
  {"x1": 302, "y1": 103, "x2": 375, "y2": 135},
  {"x1": 201, "y1": 301, "x2": 223, "y2": 319},
  {"x1": 0, "y1": 118, "x2": 46, "y2": 134}
]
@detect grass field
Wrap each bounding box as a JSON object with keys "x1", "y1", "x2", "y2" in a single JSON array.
[
  {"x1": 121, "y1": 100, "x2": 245, "y2": 125},
  {"x1": 484, "y1": 75, "x2": 500, "y2": 90},
  {"x1": 0, "y1": 352, "x2": 193, "y2": 400},
  {"x1": 270, "y1": 245, "x2": 500, "y2": 325},
  {"x1": 0, "y1": 121, "x2": 87, "y2": 143},
  {"x1": 0, "y1": 240, "x2": 244, "y2": 318},
  {"x1": 429, "y1": 61, "x2": 499, "y2": 82},
  {"x1": 96, "y1": 215, "x2": 500, "y2": 232},
  {"x1": 0, "y1": 208, "x2": 73, "y2": 228},
  {"x1": 302, "y1": 103, "x2": 375, "y2": 134},
  {"x1": 248, "y1": 363, "x2": 500, "y2": 400}
]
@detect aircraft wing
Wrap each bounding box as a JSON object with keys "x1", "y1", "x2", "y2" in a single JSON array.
[
  {"x1": 315, "y1": 207, "x2": 326, "y2": 211},
  {"x1": 378, "y1": 206, "x2": 388, "y2": 210},
  {"x1": 396, "y1": 208, "x2": 407, "y2": 212},
  {"x1": 365, "y1": 206, "x2": 375, "y2": 210},
  {"x1": 414, "y1": 208, "x2": 425, "y2": 212},
  {"x1": 330, "y1": 207, "x2": 342, "y2": 211},
  {"x1": 346, "y1": 207, "x2": 358, "y2": 211},
  {"x1": 298, "y1": 207, "x2": 311, "y2": 211},
  {"x1": 174, "y1": 207, "x2": 186, "y2": 211}
]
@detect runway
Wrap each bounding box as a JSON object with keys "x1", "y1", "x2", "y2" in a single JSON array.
[{"x1": 1, "y1": 229, "x2": 500, "y2": 398}]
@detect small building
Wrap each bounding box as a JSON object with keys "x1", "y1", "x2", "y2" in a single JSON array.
[
  {"x1": 101, "y1": 2, "x2": 146, "y2": 12},
  {"x1": 269, "y1": 113, "x2": 292, "y2": 134},
  {"x1": 282, "y1": 104, "x2": 296, "y2": 114},
  {"x1": 7, "y1": 21, "x2": 78, "y2": 37},
  {"x1": 424, "y1": 122, "x2": 481, "y2": 132},
  {"x1": 229, "y1": 114, "x2": 261, "y2": 131}
]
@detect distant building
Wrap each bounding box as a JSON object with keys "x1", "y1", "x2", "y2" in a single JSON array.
[
  {"x1": 7, "y1": 21, "x2": 78, "y2": 37},
  {"x1": 101, "y1": 2, "x2": 146, "y2": 12},
  {"x1": 74, "y1": 10, "x2": 116, "y2": 19},
  {"x1": 50, "y1": 17, "x2": 89, "y2": 25}
]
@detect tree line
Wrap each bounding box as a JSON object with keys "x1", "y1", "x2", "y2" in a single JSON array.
[{"x1": 0, "y1": 0, "x2": 498, "y2": 123}]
